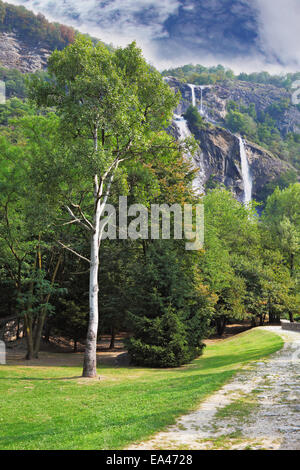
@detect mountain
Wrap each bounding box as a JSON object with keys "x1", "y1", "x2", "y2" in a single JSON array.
[
  {"x1": 0, "y1": 1, "x2": 77, "y2": 72},
  {"x1": 167, "y1": 77, "x2": 298, "y2": 202},
  {"x1": 167, "y1": 77, "x2": 300, "y2": 136},
  {"x1": 0, "y1": 1, "x2": 299, "y2": 203}
]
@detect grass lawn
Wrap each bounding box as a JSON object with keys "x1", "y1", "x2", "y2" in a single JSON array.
[{"x1": 0, "y1": 328, "x2": 283, "y2": 450}]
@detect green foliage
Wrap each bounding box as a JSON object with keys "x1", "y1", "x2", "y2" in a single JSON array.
[
  {"x1": 225, "y1": 109, "x2": 257, "y2": 137},
  {"x1": 265, "y1": 98, "x2": 290, "y2": 120},
  {"x1": 125, "y1": 242, "x2": 213, "y2": 367},
  {"x1": 1, "y1": 32, "x2": 300, "y2": 364},
  {"x1": 50, "y1": 300, "x2": 88, "y2": 349},
  {"x1": 223, "y1": 98, "x2": 300, "y2": 177},
  {"x1": 183, "y1": 105, "x2": 205, "y2": 137},
  {"x1": 162, "y1": 63, "x2": 300, "y2": 91},
  {"x1": 0, "y1": 0, "x2": 76, "y2": 50},
  {"x1": 126, "y1": 305, "x2": 196, "y2": 368},
  {"x1": 0, "y1": 97, "x2": 35, "y2": 125},
  {"x1": 258, "y1": 169, "x2": 298, "y2": 202},
  {"x1": 0, "y1": 65, "x2": 27, "y2": 98},
  {"x1": 162, "y1": 64, "x2": 235, "y2": 85}
]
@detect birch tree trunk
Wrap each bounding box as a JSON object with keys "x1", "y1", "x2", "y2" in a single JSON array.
[{"x1": 82, "y1": 175, "x2": 101, "y2": 377}]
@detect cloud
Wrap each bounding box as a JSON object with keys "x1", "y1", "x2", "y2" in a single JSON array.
[
  {"x1": 253, "y1": 0, "x2": 300, "y2": 67},
  {"x1": 8, "y1": 1, "x2": 179, "y2": 44},
  {"x1": 7, "y1": 0, "x2": 300, "y2": 72}
]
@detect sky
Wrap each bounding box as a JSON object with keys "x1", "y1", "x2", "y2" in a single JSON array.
[{"x1": 7, "y1": 0, "x2": 300, "y2": 72}]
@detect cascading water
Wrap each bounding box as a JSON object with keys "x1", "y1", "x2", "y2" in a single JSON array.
[
  {"x1": 172, "y1": 85, "x2": 209, "y2": 195},
  {"x1": 173, "y1": 114, "x2": 191, "y2": 140},
  {"x1": 188, "y1": 84, "x2": 196, "y2": 107},
  {"x1": 200, "y1": 86, "x2": 204, "y2": 115},
  {"x1": 238, "y1": 136, "x2": 252, "y2": 204},
  {"x1": 173, "y1": 114, "x2": 205, "y2": 195}
]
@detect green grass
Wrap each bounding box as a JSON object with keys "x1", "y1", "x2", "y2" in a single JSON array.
[
  {"x1": 215, "y1": 395, "x2": 257, "y2": 420},
  {"x1": 0, "y1": 328, "x2": 283, "y2": 450}
]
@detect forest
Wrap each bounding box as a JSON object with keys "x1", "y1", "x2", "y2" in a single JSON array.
[
  {"x1": 0, "y1": 0, "x2": 77, "y2": 49},
  {"x1": 0, "y1": 36, "x2": 300, "y2": 378}
]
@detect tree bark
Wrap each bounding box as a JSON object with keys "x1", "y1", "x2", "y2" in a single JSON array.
[
  {"x1": 82, "y1": 175, "x2": 100, "y2": 378},
  {"x1": 289, "y1": 312, "x2": 295, "y2": 323},
  {"x1": 16, "y1": 319, "x2": 20, "y2": 340},
  {"x1": 109, "y1": 326, "x2": 115, "y2": 350},
  {"x1": 24, "y1": 314, "x2": 34, "y2": 360},
  {"x1": 25, "y1": 252, "x2": 37, "y2": 360},
  {"x1": 216, "y1": 316, "x2": 227, "y2": 336}
]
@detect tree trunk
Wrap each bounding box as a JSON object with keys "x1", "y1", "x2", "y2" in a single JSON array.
[
  {"x1": 82, "y1": 176, "x2": 100, "y2": 378},
  {"x1": 33, "y1": 255, "x2": 62, "y2": 358},
  {"x1": 74, "y1": 340, "x2": 78, "y2": 352},
  {"x1": 82, "y1": 230, "x2": 99, "y2": 377},
  {"x1": 216, "y1": 316, "x2": 227, "y2": 336},
  {"x1": 16, "y1": 319, "x2": 20, "y2": 340},
  {"x1": 289, "y1": 312, "x2": 295, "y2": 323},
  {"x1": 24, "y1": 314, "x2": 34, "y2": 360},
  {"x1": 109, "y1": 326, "x2": 115, "y2": 350},
  {"x1": 44, "y1": 323, "x2": 51, "y2": 343}
]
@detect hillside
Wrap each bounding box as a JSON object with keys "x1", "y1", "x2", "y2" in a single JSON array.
[
  {"x1": 0, "y1": 1, "x2": 299, "y2": 203},
  {"x1": 0, "y1": 1, "x2": 86, "y2": 72}
]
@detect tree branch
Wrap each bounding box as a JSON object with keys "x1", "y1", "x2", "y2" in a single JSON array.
[
  {"x1": 65, "y1": 205, "x2": 94, "y2": 233},
  {"x1": 56, "y1": 241, "x2": 90, "y2": 264},
  {"x1": 70, "y1": 203, "x2": 95, "y2": 232}
]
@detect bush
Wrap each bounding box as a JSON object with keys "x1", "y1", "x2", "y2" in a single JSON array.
[
  {"x1": 125, "y1": 305, "x2": 205, "y2": 368},
  {"x1": 184, "y1": 105, "x2": 205, "y2": 136},
  {"x1": 124, "y1": 242, "x2": 211, "y2": 368}
]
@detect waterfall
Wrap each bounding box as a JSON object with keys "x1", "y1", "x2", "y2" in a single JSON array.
[
  {"x1": 173, "y1": 115, "x2": 205, "y2": 195},
  {"x1": 200, "y1": 86, "x2": 204, "y2": 115},
  {"x1": 188, "y1": 83, "x2": 208, "y2": 118},
  {"x1": 188, "y1": 84, "x2": 196, "y2": 107},
  {"x1": 239, "y1": 137, "x2": 252, "y2": 204},
  {"x1": 173, "y1": 114, "x2": 191, "y2": 140}
]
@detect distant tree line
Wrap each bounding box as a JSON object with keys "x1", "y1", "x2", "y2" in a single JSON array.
[
  {"x1": 0, "y1": 0, "x2": 75, "y2": 49},
  {"x1": 162, "y1": 63, "x2": 300, "y2": 91}
]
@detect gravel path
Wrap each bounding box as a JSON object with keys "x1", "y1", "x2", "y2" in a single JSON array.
[{"x1": 128, "y1": 327, "x2": 300, "y2": 450}]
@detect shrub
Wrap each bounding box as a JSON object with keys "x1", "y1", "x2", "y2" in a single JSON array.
[{"x1": 125, "y1": 305, "x2": 205, "y2": 368}]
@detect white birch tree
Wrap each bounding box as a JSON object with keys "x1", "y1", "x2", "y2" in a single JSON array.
[{"x1": 29, "y1": 36, "x2": 179, "y2": 377}]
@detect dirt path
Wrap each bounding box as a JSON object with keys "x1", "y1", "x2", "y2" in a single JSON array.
[{"x1": 128, "y1": 327, "x2": 300, "y2": 450}]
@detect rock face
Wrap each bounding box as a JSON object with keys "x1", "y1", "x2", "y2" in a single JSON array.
[
  {"x1": 167, "y1": 76, "x2": 297, "y2": 201},
  {"x1": 0, "y1": 32, "x2": 51, "y2": 73},
  {"x1": 197, "y1": 126, "x2": 291, "y2": 201},
  {"x1": 166, "y1": 77, "x2": 300, "y2": 135}
]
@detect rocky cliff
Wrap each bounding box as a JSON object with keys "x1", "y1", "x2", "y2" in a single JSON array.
[
  {"x1": 167, "y1": 76, "x2": 298, "y2": 201},
  {"x1": 197, "y1": 126, "x2": 291, "y2": 202},
  {"x1": 166, "y1": 76, "x2": 300, "y2": 136},
  {"x1": 0, "y1": 31, "x2": 51, "y2": 72}
]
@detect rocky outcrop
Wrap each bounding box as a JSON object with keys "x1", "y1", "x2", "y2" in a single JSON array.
[
  {"x1": 0, "y1": 32, "x2": 51, "y2": 73},
  {"x1": 166, "y1": 77, "x2": 300, "y2": 135},
  {"x1": 167, "y1": 76, "x2": 298, "y2": 201},
  {"x1": 197, "y1": 126, "x2": 292, "y2": 201}
]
